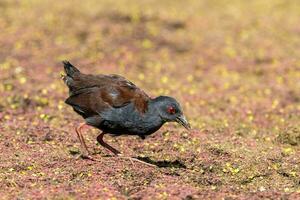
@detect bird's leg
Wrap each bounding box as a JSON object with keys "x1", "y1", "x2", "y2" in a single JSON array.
[
  {"x1": 97, "y1": 132, "x2": 155, "y2": 167},
  {"x1": 77, "y1": 123, "x2": 90, "y2": 154},
  {"x1": 96, "y1": 132, "x2": 121, "y2": 155},
  {"x1": 75, "y1": 123, "x2": 94, "y2": 160}
]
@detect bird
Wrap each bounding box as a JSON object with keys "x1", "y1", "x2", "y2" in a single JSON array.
[{"x1": 61, "y1": 61, "x2": 190, "y2": 165}]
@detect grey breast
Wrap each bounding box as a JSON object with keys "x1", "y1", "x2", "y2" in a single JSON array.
[{"x1": 100, "y1": 103, "x2": 162, "y2": 135}]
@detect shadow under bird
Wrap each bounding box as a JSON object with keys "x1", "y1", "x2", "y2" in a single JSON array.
[{"x1": 62, "y1": 61, "x2": 190, "y2": 165}]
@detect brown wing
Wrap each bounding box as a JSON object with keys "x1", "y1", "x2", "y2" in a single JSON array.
[{"x1": 65, "y1": 73, "x2": 150, "y2": 117}]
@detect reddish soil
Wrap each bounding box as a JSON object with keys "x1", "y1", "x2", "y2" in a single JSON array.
[{"x1": 0, "y1": 0, "x2": 300, "y2": 199}]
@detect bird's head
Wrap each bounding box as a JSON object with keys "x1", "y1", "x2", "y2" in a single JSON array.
[{"x1": 153, "y1": 96, "x2": 191, "y2": 130}]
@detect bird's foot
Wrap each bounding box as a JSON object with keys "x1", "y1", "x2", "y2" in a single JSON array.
[
  {"x1": 81, "y1": 154, "x2": 97, "y2": 161},
  {"x1": 76, "y1": 152, "x2": 98, "y2": 161},
  {"x1": 116, "y1": 153, "x2": 156, "y2": 167}
]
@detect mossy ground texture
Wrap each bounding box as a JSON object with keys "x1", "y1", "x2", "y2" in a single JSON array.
[{"x1": 0, "y1": 0, "x2": 300, "y2": 199}]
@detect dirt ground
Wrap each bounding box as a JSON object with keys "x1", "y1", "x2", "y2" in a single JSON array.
[{"x1": 0, "y1": 0, "x2": 300, "y2": 199}]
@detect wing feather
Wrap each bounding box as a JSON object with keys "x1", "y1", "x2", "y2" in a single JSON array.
[{"x1": 65, "y1": 73, "x2": 150, "y2": 118}]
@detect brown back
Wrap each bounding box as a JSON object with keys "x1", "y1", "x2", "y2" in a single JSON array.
[{"x1": 65, "y1": 73, "x2": 150, "y2": 117}]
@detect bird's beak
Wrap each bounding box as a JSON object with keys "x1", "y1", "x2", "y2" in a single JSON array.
[{"x1": 176, "y1": 115, "x2": 191, "y2": 130}]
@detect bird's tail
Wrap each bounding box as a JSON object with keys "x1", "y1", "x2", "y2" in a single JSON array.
[
  {"x1": 61, "y1": 61, "x2": 81, "y2": 89},
  {"x1": 62, "y1": 60, "x2": 80, "y2": 77}
]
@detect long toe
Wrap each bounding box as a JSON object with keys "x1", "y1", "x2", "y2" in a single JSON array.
[
  {"x1": 78, "y1": 153, "x2": 98, "y2": 161},
  {"x1": 116, "y1": 154, "x2": 156, "y2": 167}
]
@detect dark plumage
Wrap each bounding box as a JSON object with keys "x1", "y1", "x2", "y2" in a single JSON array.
[{"x1": 62, "y1": 61, "x2": 190, "y2": 162}]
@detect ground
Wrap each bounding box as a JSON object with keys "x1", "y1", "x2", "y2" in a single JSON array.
[{"x1": 0, "y1": 0, "x2": 300, "y2": 199}]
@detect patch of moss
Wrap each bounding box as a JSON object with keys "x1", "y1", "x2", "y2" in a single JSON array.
[{"x1": 276, "y1": 127, "x2": 300, "y2": 146}]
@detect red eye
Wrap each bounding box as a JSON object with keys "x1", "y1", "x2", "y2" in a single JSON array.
[{"x1": 167, "y1": 106, "x2": 176, "y2": 114}]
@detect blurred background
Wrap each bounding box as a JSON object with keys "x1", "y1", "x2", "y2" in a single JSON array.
[{"x1": 0, "y1": 0, "x2": 300, "y2": 199}]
